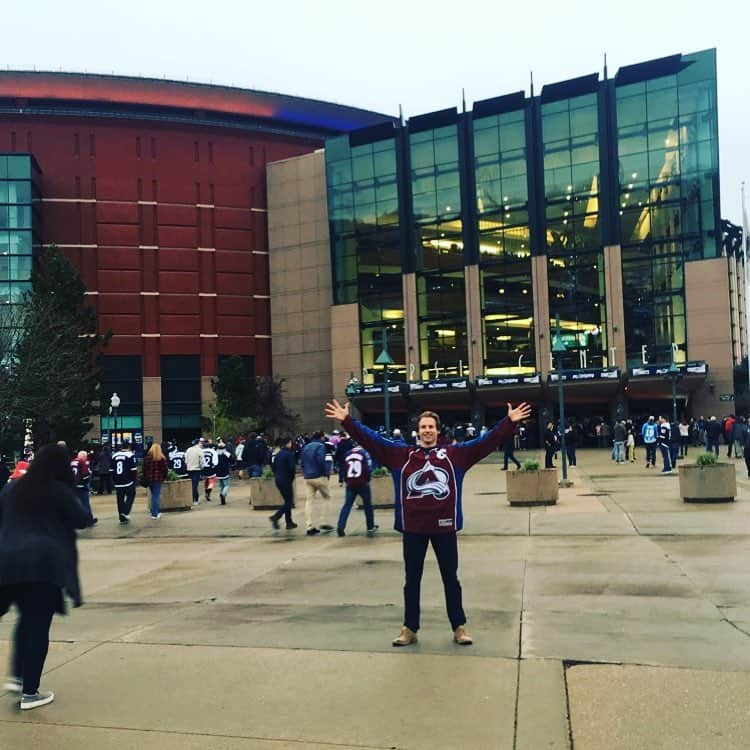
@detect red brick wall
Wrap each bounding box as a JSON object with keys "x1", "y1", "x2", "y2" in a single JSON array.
[{"x1": 0, "y1": 115, "x2": 319, "y2": 377}]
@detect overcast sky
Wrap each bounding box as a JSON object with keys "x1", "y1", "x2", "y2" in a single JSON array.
[{"x1": 3, "y1": 0, "x2": 748, "y2": 225}]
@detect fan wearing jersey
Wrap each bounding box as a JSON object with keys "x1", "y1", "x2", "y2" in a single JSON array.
[
  {"x1": 215, "y1": 442, "x2": 234, "y2": 505},
  {"x1": 201, "y1": 441, "x2": 218, "y2": 503},
  {"x1": 337, "y1": 444, "x2": 377, "y2": 537},
  {"x1": 325, "y1": 398, "x2": 531, "y2": 647},
  {"x1": 169, "y1": 446, "x2": 188, "y2": 478},
  {"x1": 111, "y1": 440, "x2": 137, "y2": 525}
]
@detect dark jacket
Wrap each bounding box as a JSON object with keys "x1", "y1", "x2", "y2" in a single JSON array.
[
  {"x1": 0, "y1": 479, "x2": 88, "y2": 614},
  {"x1": 301, "y1": 440, "x2": 328, "y2": 479},
  {"x1": 273, "y1": 447, "x2": 296, "y2": 485}
]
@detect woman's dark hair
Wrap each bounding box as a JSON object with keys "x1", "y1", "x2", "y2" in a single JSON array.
[{"x1": 9, "y1": 444, "x2": 75, "y2": 513}]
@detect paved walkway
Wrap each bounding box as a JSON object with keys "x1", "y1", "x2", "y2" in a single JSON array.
[{"x1": 3, "y1": 448, "x2": 750, "y2": 748}]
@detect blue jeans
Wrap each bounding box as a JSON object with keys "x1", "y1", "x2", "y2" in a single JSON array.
[
  {"x1": 149, "y1": 482, "x2": 162, "y2": 516},
  {"x1": 337, "y1": 484, "x2": 375, "y2": 532},
  {"x1": 271, "y1": 480, "x2": 295, "y2": 524},
  {"x1": 706, "y1": 439, "x2": 720, "y2": 456},
  {"x1": 645, "y1": 443, "x2": 657, "y2": 466},
  {"x1": 75, "y1": 486, "x2": 95, "y2": 524},
  {"x1": 402, "y1": 532, "x2": 465, "y2": 632},
  {"x1": 614, "y1": 441, "x2": 625, "y2": 462},
  {"x1": 658, "y1": 444, "x2": 672, "y2": 472},
  {"x1": 219, "y1": 477, "x2": 230, "y2": 503},
  {"x1": 248, "y1": 464, "x2": 262, "y2": 478}
]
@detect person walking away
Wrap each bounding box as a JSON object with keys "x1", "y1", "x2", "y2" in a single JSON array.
[
  {"x1": 679, "y1": 419, "x2": 690, "y2": 457},
  {"x1": 95, "y1": 445, "x2": 112, "y2": 495},
  {"x1": 143, "y1": 443, "x2": 168, "y2": 519},
  {"x1": 742, "y1": 428, "x2": 750, "y2": 478},
  {"x1": 612, "y1": 421, "x2": 627, "y2": 464},
  {"x1": 501, "y1": 430, "x2": 521, "y2": 470},
  {"x1": 705, "y1": 416, "x2": 722, "y2": 456},
  {"x1": 269, "y1": 437, "x2": 298, "y2": 530},
  {"x1": 564, "y1": 421, "x2": 578, "y2": 467},
  {"x1": 112, "y1": 440, "x2": 137, "y2": 524},
  {"x1": 337, "y1": 443, "x2": 378, "y2": 537},
  {"x1": 626, "y1": 424, "x2": 636, "y2": 463},
  {"x1": 169, "y1": 444, "x2": 188, "y2": 479},
  {"x1": 732, "y1": 417, "x2": 746, "y2": 458},
  {"x1": 0, "y1": 444, "x2": 89, "y2": 710},
  {"x1": 723, "y1": 415, "x2": 736, "y2": 457},
  {"x1": 544, "y1": 421, "x2": 557, "y2": 469},
  {"x1": 185, "y1": 438, "x2": 204, "y2": 505},
  {"x1": 334, "y1": 432, "x2": 354, "y2": 486},
  {"x1": 71, "y1": 450, "x2": 96, "y2": 527},
  {"x1": 215, "y1": 441, "x2": 234, "y2": 505},
  {"x1": 201, "y1": 440, "x2": 218, "y2": 503},
  {"x1": 301, "y1": 432, "x2": 332, "y2": 535},
  {"x1": 656, "y1": 416, "x2": 673, "y2": 474},
  {"x1": 641, "y1": 417, "x2": 658, "y2": 468},
  {"x1": 325, "y1": 399, "x2": 531, "y2": 647}
]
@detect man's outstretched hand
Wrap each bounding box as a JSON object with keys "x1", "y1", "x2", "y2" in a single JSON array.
[
  {"x1": 325, "y1": 399, "x2": 350, "y2": 423},
  {"x1": 507, "y1": 402, "x2": 532, "y2": 423}
]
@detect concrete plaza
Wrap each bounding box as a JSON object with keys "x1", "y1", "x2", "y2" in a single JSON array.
[{"x1": 3, "y1": 447, "x2": 750, "y2": 748}]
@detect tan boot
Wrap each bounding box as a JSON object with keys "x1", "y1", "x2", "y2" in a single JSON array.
[
  {"x1": 453, "y1": 625, "x2": 473, "y2": 645},
  {"x1": 392, "y1": 626, "x2": 418, "y2": 647}
]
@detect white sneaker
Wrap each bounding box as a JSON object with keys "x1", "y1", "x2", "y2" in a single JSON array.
[
  {"x1": 151, "y1": 513, "x2": 161, "y2": 519},
  {"x1": 3, "y1": 677, "x2": 21, "y2": 693},
  {"x1": 20, "y1": 690, "x2": 55, "y2": 710}
]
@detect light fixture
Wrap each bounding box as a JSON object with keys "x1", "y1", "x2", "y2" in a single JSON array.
[
  {"x1": 499, "y1": 288, "x2": 505, "y2": 294},
  {"x1": 632, "y1": 172, "x2": 637, "y2": 178}
]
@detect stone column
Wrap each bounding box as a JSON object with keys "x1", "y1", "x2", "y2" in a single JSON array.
[
  {"x1": 603, "y1": 244, "x2": 626, "y2": 370},
  {"x1": 464, "y1": 263, "x2": 483, "y2": 378},
  {"x1": 402, "y1": 273, "x2": 420, "y2": 382},
  {"x1": 531, "y1": 255, "x2": 550, "y2": 375}
]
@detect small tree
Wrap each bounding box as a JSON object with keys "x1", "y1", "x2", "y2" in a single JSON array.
[{"x1": 4, "y1": 247, "x2": 110, "y2": 447}]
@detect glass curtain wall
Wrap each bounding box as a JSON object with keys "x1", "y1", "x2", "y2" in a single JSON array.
[
  {"x1": 542, "y1": 94, "x2": 607, "y2": 370},
  {"x1": 618, "y1": 50, "x2": 719, "y2": 367},
  {"x1": 326, "y1": 136, "x2": 405, "y2": 384},
  {"x1": 411, "y1": 124, "x2": 467, "y2": 380},
  {"x1": 0, "y1": 155, "x2": 37, "y2": 367},
  {"x1": 473, "y1": 110, "x2": 535, "y2": 374}
]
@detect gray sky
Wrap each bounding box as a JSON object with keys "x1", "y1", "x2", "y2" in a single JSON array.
[{"x1": 3, "y1": 0, "x2": 748, "y2": 225}]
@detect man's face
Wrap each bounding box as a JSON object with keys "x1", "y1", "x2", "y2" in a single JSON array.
[{"x1": 418, "y1": 417, "x2": 439, "y2": 448}]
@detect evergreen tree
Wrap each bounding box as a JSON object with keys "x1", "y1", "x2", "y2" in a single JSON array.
[
  {"x1": 4, "y1": 247, "x2": 110, "y2": 446},
  {"x1": 212, "y1": 355, "x2": 255, "y2": 421}
]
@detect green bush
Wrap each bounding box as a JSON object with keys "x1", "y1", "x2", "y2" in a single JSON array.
[
  {"x1": 696, "y1": 452, "x2": 718, "y2": 466},
  {"x1": 262, "y1": 466, "x2": 275, "y2": 480},
  {"x1": 372, "y1": 466, "x2": 390, "y2": 477},
  {"x1": 520, "y1": 459, "x2": 540, "y2": 472},
  {"x1": 165, "y1": 469, "x2": 181, "y2": 482}
]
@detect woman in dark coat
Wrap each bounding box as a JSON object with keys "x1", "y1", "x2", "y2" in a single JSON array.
[
  {"x1": 0, "y1": 444, "x2": 88, "y2": 710},
  {"x1": 544, "y1": 421, "x2": 558, "y2": 469}
]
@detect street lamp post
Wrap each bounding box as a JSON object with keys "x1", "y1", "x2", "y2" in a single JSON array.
[
  {"x1": 110, "y1": 393, "x2": 121, "y2": 447},
  {"x1": 375, "y1": 327, "x2": 395, "y2": 436},
  {"x1": 668, "y1": 354, "x2": 681, "y2": 425},
  {"x1": 551, "y1": 314, "x2": 568, "y2": 483}
]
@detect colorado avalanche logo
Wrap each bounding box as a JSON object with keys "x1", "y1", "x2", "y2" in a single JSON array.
[{"x1": 405, "y1": 459, "x2": 450, "y2": 500}]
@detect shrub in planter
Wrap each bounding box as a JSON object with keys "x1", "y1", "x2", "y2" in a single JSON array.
[
  {"x1": 357, "y1": 466, "x2": 395, "y2": 509},
  {"x1": 158, "y1": 469, "x2": 193, "y2": 512},
  {"x1": 679, "y1": 452, "x2": 736, "y2": 503},
  {"x1": 249, "y1": 468, "x2": 285, "y2": 510},
  {"x1": 506, "y1": 459, "x2": 558, "y2": 507}
]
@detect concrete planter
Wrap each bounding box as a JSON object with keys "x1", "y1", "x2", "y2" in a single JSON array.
[
  {"x1": 160, "y1": 480, "x2": 193, "y2": 512},
  {"x1": 506, "y1": 469, "x2": 559, "y2": 507},
  {"x1": 679, "y1": 463, "x2": 736, "y2": 503},
  {"x1": 249, "y1": 478, "x2": 285, "y2": 510},
  {"x1": 359, "y1": 473, "x2": 395, "y2": 509}
]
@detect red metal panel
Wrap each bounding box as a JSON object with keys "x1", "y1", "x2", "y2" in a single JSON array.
[
  {"x1": 215, "y1": 227, "x2": 251, "y2": 251},
  {"x1": 159, "y1": 248, "x2": 199, "y2": 272},
  {"x1": 158, "y1": 225, "x2": 197, "y2": 248},
  {"x1": 216, "y1": 295, "x2": 253, "y2": 316},
  {"x1": 142, "y1": 295, "x2": 159, "y2": 332},
  {"x1": 98, "y1": 223, "x2": 139, "y2": 247},
  {"x1": 99, "y1": 314, "x2": 142, "y2": 335},
  {"x1": 254, "y1": 298, "x2": 271, "y2": 336},
  {"x1": 214, "y1": 207, "x2": 252, "y2": 230},
  {"x1": 107, "y1": 336, "x2": 143, "y2": 355},
  {"x1": 159, "y1": 315, "x2": 200, "y2": 335},
  {"x1": 217, "y1": 273, "x2": 251, "y2": 296},
  {"x1": 160, "y1": 337, "x2": 200, "y2": 355},
  {"x1": 157, "y1": 204, "x2": 196, "y2": 226},
  {"x1": 215, "y1": 251, "x2": 251, "y2": 274},
  {"x1": 97, "y1": 248, "x2": 142, "y2": 270},
  {"x1": 96, "y1": 202, "x2": 138, "y2": 224},
  {"x1": 98, "y1": 293, "x2": 136, "y2": 314},
  {"x1": 200, "y1": 296, "x2": 217, "y2": 335},
  {"x1": 157, "y1": 271, "x2": 199, "y2": 294},
  {"x1": 216, "y1": 337, "x2": 253, "y2": 356},
  {"x1": 98, "y1": 269, "x2": 141, "y2": 292},
  {"x1": 217, "y1": 316, "x2": 253, "y2": 337},
  {"x1": 160, "y1": 294, "x2": 200, "y2": 315},
  {"x1": 199, "y1": 252, "x2": 215, "y2": 292}
]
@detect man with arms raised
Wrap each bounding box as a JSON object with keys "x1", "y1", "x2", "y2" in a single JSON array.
[{"x1": 324, "y1": 399, "x2": 531, "y2": 647}]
